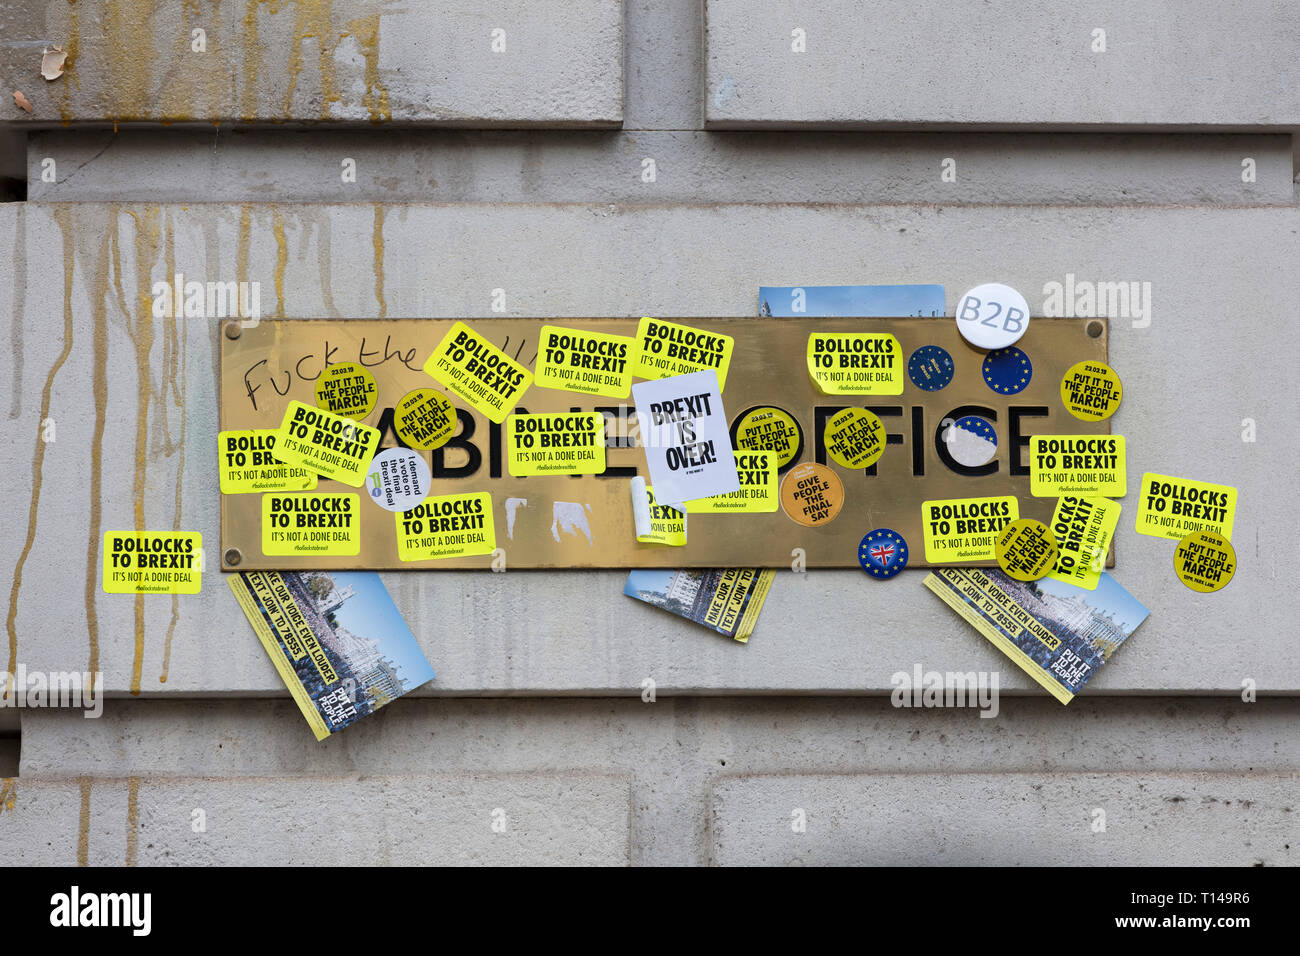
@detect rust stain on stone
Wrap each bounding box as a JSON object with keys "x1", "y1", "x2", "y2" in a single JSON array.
[
  {"x1": 160, "y1": 211, "x2": 188, "y2": 685},
  {"x1": 124, "y1": 207, "x2": 163, "y2": 697},
  {"x1": 83, "y1": 0, "x2": 203, "y2": 122},
  {"x1": 372, "y1": 204, "x2": 387, "y2": 318},
  {"x1": 313, "y1": 212, "x2": 341, "y2": 317},
  {"x1": 241, "y1": 2, "x2": 390, "y2": 122},
  {"x1": 348, "y1": 14, "x2": 391, "y2": 123},
  {"x1": 0, "y1": 779, "x2": 15, "y2": 815},
  {"x1": 7, "y1": 210, "x2": 77, "y2": 693},
  {"x1": 240, "y1": 0, "x2": 266, "y2": 121},
  {"x1": 284, "y1": 0, "x2": 341, "y2": 116},
  {"x1": 158, "y1": 1, "x2": 220, "y2": 120},
  {"x1": 84, "y1": 210, "x2": 117, "y2": 690},
  {"x1": 273, "y1": 209, "x2": 288, "y2": 316},
  {"x1": 125, "y1": 776, "x2": 140, "y2": 866},
  {"x1": 237, "y1": 204, "x2": 253, "y2": 293},
  {"x1": 77, "y1": 776, "x2": 92, "y2": 866},
  {"x1": 52, "y1": 5, "x2": 81, "y2": 125},
  {"x1": 49, "y1": 0, "x2": 224, "y2": 123}
]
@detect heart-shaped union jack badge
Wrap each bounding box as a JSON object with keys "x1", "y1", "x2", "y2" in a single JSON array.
[{"x1": 859, "y1": 528, "x2": 909, "y2": 579}]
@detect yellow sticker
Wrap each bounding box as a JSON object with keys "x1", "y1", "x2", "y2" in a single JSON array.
[
  {"x1": 272, "y1": 400, "x2": 381, "y2": 488},
  {"x1": 397, "y1": 492, "x2": 496, "y2": 561},
  {"x1": 218, "y1": 429, "x2": 317, "y2": 494},
  {"x1": 632, "y1": 317, "x2": 734, "y2": 389},
  {"x1": 1029, "y1": 435, "x2": 1126, "y2": 498},
  {"x1": 313, "y1": 361, "x2": 377, "y2": 420},
  {"x1": 734, "y1": 406, "x2": 801, "y2": 468},
  {"x1": 261, "y1": 493, "x2": 361, "y2": 556},
  {"x1": 393, "y1": 388, "x2": 457, "y2": 450},
  {"x1": 1060, "y1": 360, "x2": 1122, "y2": 422},
  {"x1": 1174, "y1": 530, "x2": 1236, "y2": 593},
  {"x1": 995, "y1": 519, "x2": 1059, "y2": 582},
  {"x1": 638, "y1": 485, "x2": 688, "y2": 546},
  {"x1": 229, "y1": 573, "x2": 312, "y2": 666},
  {"x1": 506, "y1": 413, "x2": 607, "y2": 476},
  {"x1": 102, "y1": 531, "x2": 202, "y2": 594},
  {"x1": 824, "y1": 408, "x2": 885, "y2": 469},
  {"x1": 1135, "y1": 473, "x2": 1237, "y2": 541},
  {"x1": 422, "y1": 321, "x2": 532, "y2": 423},
  {"x1": 1047, "y1": 496, "x2": 1120, "y2": 590},
  {"x1": 921, "y1": 495, "x2": 1020, "y2": 563},
  {"x1": 685, "y1": 451, "x2": 779, "y2": 513},
  {"x1": 535, "y1": 325, "x2": 639, "y2": 398},
  {"x1": 703, "y1": 569, "x2": 774, "y2": 645},
  {"x1": 806, "y1": 333, "x2": 904, "y2": 395}
]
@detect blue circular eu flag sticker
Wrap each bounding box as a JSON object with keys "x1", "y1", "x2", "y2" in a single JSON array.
[
  {"x1": 859, "y1": 528, "x2": 909, "y2": 578},
  {"x1": 907, "y1": 345, "x2": 954, "y2": 391},
  {"x1": 982, "y1": 346, "x2": 1032, "y2": 395}
]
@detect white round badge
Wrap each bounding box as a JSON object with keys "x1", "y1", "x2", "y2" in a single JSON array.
[
  {"x1": 366, "y1": 448, "x2": 432, "y2": 513},
  {"x1": 954, "y1": 283, "x2": 1031, "y2": 350},
  {"x1": 944, "y1": 415, "x2": 999, "y2": 468}
]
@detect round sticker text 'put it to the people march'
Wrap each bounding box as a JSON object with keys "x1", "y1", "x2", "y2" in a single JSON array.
[{"x1": 824, "y1": 408, "x2": 885, "y2": 470}]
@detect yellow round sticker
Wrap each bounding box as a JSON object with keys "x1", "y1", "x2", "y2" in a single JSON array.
[
  {"x1": 995, "y1": 519, "x2": 1059, "y2": 581},
  {"x1": 1060, "y1": 360, "x2": 1122, "y2": 422},
  {"x1": 394, "y1": 388, "x2": 458, "y2": 450},
  {"x1": 1174, "y1": 530, "x2": 1236, "y2": 593},
  {"x1": 735, "y1": 406, "x2": 801, "y2": 469},
  {"x1": 824, "y1": 408, "x2": 885, "y2": 470},
  {"x1": 779, "y1": 462, "x2": 844, "y2": 527},
  {"x1": 314, "y1": 362, "x2": 377, "y2": 420}
]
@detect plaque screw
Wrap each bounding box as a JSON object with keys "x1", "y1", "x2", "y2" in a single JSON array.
[
  {"x1": 1086, "y1": 320, "x2": 1103, "y2": 338},
  {"x1": 224, "y1": 321, "x2": 242, "y2": 340},
  {"x1": 224, "y1": 548, "x2": 242, "y2": 567}
]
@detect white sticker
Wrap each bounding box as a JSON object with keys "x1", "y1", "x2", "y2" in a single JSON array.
[
  {"x1": 632, "y1": 369, "x2": 739, "y2": 506},
  {"x1": 944, "y1": 415, "x2": 998, "y2": 467},
  {"x1": 365, "y1": 448, "x2": 432, "y2": 513},
  {"x1": 954, "y1": 282, "x2": 1030, "y2": 350}
]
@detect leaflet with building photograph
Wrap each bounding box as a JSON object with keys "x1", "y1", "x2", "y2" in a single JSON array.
[
  {"x1": 624, "y1": 568, "x2": 775, "y2": 643},
  {"x1": 759, "y1": 284, "x2": 946, "y2": 317},
  {"x1": 924, "y1": 567, "x2": 1149, "y2": 704},
  {"x1": 228, "y1": 570, "x2": 435, "y2": 740}
]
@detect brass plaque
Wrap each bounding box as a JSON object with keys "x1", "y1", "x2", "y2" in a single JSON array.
[{"x1": 220, "y1": 317, "x2": 1110, "y2": 570}]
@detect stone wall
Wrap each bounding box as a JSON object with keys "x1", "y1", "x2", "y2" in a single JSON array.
[{"x1": 0, "y1": 0, "x2": 1295, "y2": 865}]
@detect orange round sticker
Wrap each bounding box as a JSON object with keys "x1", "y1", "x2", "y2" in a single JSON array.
[{"x1": 779, "y1": 462, "x2": 845, "y2": 527}]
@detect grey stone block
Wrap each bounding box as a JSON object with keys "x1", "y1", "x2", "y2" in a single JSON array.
[
  {"x1": 705, "y1": 0, "x2": 1300, "y2": 129},
  {"x1": 1, "y1": 202, "x2": 1296, "y2": 696},
  {"x1": 25, "y1": 128, "x2": 1295, "y2": 205},
  {"x1": 15, "y1": 697, "x2": 1294, "y2": 868},
  {"x1": 0, "y1": 771, "x2": 631, "y2": 865},
  {"x1": 712, "y1": 772, "x2": 1300, "y2": 865},
  {"x1": 13, "y1": 697, "x2": 1300, "y2": 865},
  {"x1": 0, "y1": 0, "x2": 623, "y2": 127},
  {"x1": 19, "y1": 696, "x2": 1300, "y2": 777}
]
